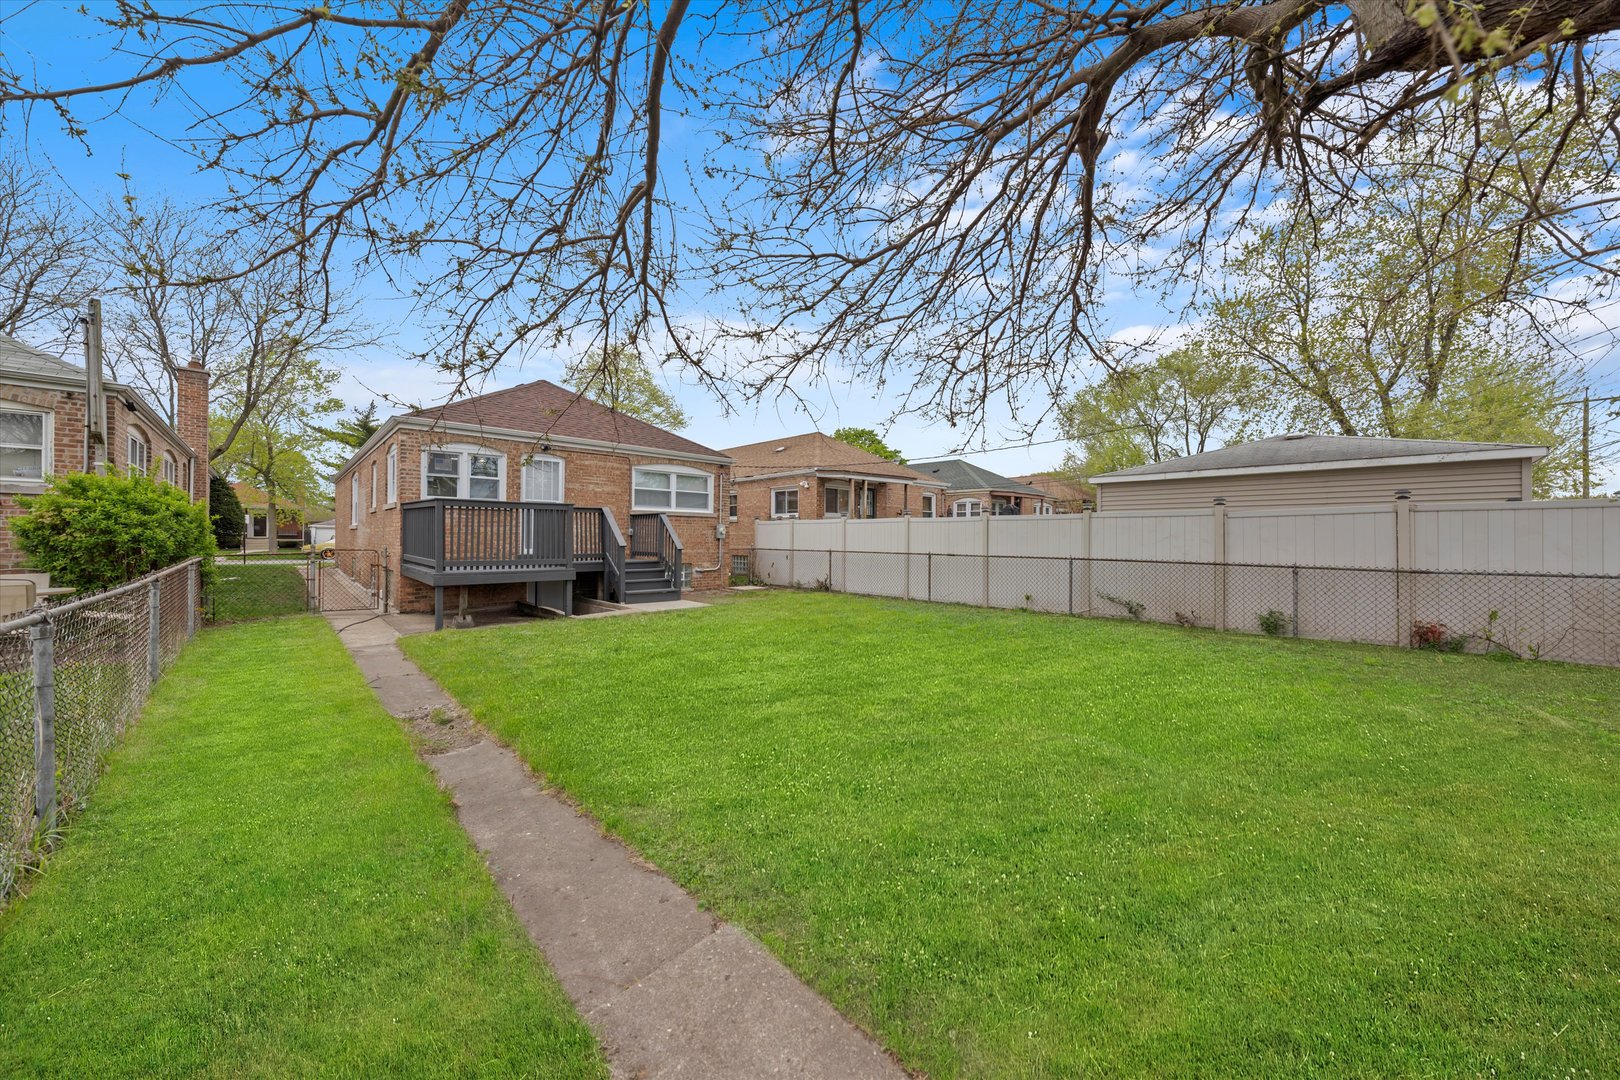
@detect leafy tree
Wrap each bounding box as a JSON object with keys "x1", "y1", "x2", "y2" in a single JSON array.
[
  {"x1": 13, "y1": 471, "x2": 215, "y2": 593},
  {"x1": 562, "y1": 345, "x2": 688, "y2": 430},
  {"x1": 1201, "y1": 101, "x2": 1593, "y2": 495},
  {"x1": 212, "y1": 364, "x2": 341, "y2": 540},
  {"x1": 6, "y1": 4, "x2": 1615, "y2": 430},
  {"x1": 312, "y1": 401, "x2": 383, "y2": 472},
  {"x1": 1060, "y1": 344, "x2": 1258, "y2": 479},
  {"x1": 832, "y1": 427, "x2": 905, "y2": 463},
  {"x1": 208, "y1": 471, "x2": 245, "y2": 549}
]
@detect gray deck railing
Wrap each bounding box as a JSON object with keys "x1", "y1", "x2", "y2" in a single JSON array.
[{"x1": 401, "y1": 499, "x2": 575, "y2": 575}]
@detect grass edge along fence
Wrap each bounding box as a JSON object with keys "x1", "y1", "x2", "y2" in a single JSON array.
[{"x1": 0, "y1": 557, "x2": 202, "y2": 900}]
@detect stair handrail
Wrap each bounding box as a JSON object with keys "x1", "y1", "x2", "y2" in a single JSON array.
[
  {"x1": 600, "y1": 506, "x2": 627, "y2": 603},
  {"x1": 657, "y1": 513, "x2": 683, "y2": 592}
]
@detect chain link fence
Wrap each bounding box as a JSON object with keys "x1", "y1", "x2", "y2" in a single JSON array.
[
  {"x1": 0, "y1": 559, "x2": 202, "y2": 899},
  {"x1": 754, "y1": 548, "x2": 1620, "y2": 666}
]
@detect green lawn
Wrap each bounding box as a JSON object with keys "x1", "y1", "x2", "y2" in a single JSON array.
[
  {"x1": 405, "y1": 591, "x2": 1620, "y2": 1079},
  {"x1": 0, "y1": 617, "x2": 606, "y2": 1080},
  {"x1": 208, "y1": 561, "x2": 309, "y2": 621}
]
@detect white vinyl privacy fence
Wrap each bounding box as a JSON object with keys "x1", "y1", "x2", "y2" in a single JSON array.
[{"x1": 753, "y1": 500, "x2": 1620, "y2": 666}]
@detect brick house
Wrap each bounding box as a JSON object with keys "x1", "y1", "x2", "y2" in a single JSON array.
[
  {"x1": 0, "y1": 332, "x2": 208, "y2": 570},
  {"x1": 233, "y1": 481, "x2": 331, "y2": 552},
  {"x1": 1009, "y1": 472, "x2": 1093, "y2": 513},
  {"x1": 907, "y1": 459, "x2": 1057, "y2": 516},
  {"x1": 722, "y1": 433, "x2": 948, "y2": 568},
  {"x1": 334, "y1": 379, "x2": 732, "y2": 624}
]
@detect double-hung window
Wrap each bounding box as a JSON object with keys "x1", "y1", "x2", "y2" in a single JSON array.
[
  {"x1": 423, "y1": 446, "x2": 504, "y2": 499},
  {"x1": 161, "y1": 453, "x2": 178, "y2": 485},
  {"x1": 728, "y1": 490, "x2": 738, "y2": 520},
  {"x1": 385, "y1": 444, "x2": 398, "y2": 504},
  {"x1": 771, "y1": 487, "x2": 798, "y2": 518},
  {"x1": 632, "y1": 467, "x2": 712, "y2": 513},
  {"x1": 951, "y1": 498, "x2": 983, "y2": 518},
  {"x1": 127, "y1": 427, "x2": 151, "y2": 476},
  {"x1": 920, "y1": 492, "x2": 936, "y2": 518},
  {"x1": 349, "y1": 475, "x2": 359, "y2": 526},
  {"x1": 521, "y1": 454, "x2": 564, "y2": 502},
  {"x1": 0, "y1": 405, "x2": 49, "y2": 482},
  {"x1": 370, "y1": 462, "x2": 378, "y2": 510}
]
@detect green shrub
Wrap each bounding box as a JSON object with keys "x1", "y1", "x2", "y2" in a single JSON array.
[
  {"x1": 209, "y1": 472, "x2": 245, "y2": 549},
  {"x1": 14, "y1": 470, "x2": 217, "y2": 593},
  {"x1": 1258, "y1": 609, "x2": 1290, "y2": 636}
]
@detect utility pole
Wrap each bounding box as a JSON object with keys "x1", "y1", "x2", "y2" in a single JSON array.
[
  {"x1": 82, "y1": 298, "x2": 108, "y2": 474},
  {"x1": 1582, "y1": 389, "x2": 1591, "y2": 499}
]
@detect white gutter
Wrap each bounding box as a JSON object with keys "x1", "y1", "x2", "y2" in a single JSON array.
[
  {"x1": 735, "y1": 466, "x2": 948, "y2": 488},
  {"x1": 1090, "y1": 445, "x2": 1550, "y2": 484}
]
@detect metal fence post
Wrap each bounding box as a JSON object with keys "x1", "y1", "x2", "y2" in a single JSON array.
[
  {"x1": 1291, "y1": 565, "x2": 1301, "y2": 637},
  {"x1": 30, "y1": 618, "x2": 56, "y2": 834},
  {"x1": 186, "y1": 561, "x2": 198, "y2": 637},
  {"x1": 147, "y1": 579, "x2": 162, "y2": 682}
]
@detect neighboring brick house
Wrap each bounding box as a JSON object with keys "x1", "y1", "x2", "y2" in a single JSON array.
[
  {"x1": 722, "y1": 433, "x2": 948, "y2": 567},
  {"x1": 334, "y1": 379, "x2": 732, "y2": 620},
  {"x1": 1009, "y1": 473, "x2": 1093, "y2": 513},
  {"x1": 0, "y1": 332, "x2": 208, "y2": 570},
  {"x1": 233, "y1": 481, "x2": 331, "y2": 552},
  {"x1": 907, "y1": 459, "x2": 1056, "y2": 516}
]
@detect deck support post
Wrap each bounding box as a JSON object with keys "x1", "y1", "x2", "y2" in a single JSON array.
[{"x1": 434, "y1": 586, "x2": 445, "y2": 631}]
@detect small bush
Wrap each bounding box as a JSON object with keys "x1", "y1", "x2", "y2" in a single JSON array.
[
  {"x1": 14, "y1": 470, "x2": 217, "y2": 593},
  {"x1": 1258, "y1": 609, "x2": 1290, "y2": 636},
  {"x1": 1410, "y1": 620, "x2": 1465, "y2": 652}
]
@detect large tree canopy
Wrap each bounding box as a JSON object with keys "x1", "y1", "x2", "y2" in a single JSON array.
[{"x1": 3, "y1": 1, "x2": 1616, "y2": 428}]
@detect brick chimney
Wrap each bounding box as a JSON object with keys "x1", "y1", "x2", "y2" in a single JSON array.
[{"x1": 172, "y1": 360, "x2": 210, "y2": 513}]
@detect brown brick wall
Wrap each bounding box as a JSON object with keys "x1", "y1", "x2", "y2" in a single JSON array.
[
  {"x1": 171, "y1": 362, "x2": 210, "y2": 510},
  {"x1": 0, "y1": 382, "x2": 199, "y2": 571},
  {"x1": 727, "y1": 474, "x2": 938, "y2": 557},
  {"x1": 337, "y1": 426, "x2": 732, "y2": 613}
]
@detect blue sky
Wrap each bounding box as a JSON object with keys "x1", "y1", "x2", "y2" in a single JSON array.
[{"x1": 3, "y1": 2, "x2": 1617, "y2": 486}]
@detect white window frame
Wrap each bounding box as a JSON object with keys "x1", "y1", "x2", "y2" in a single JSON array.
[
  {"x1": 127, "y1": 426, "x2": 151, "y2": 476},
  {"x1": 770, "y1": 487, "x2": 799, "y2": 519},
  {"x1": 921, "y1": 492, "x2": 935, "y2": 518},
  {"x1": 349, "y1": 474, "x2": 359, "y2": 528},
  {"x1": 1036, "y1": 502, "x2": 1054, "y2": 515},
  {"x1": 951, "y1": 498, "x2": 983, "y2": 518},
  {"x1": 385, "y1": 443, "x2": 398, "y2": 505},
  {"x1": 0, "y1": 401, "x2": 52, "y2": 485},
  {"x1": 160, "y1": 452, "x2": 178, "y2": 485},
  {"x1": 520, "y1": 453, "x2": 566, "y2": 502},
  {"x1": 631, "y1": 465, "x2": 714, "y2": 514},
  {"x1": 728, "y1": 490, "x2": 738, "y2": 521},
  {"x1": 420, "y1": 444, "x2": 507, "y2": 501},
  {"x1": 370, "y1": 461, "x2": 378, "y2": 511}
]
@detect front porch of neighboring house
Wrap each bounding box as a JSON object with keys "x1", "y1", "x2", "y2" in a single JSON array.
[{"x1": 401, "y1": 499, "x2": 684, "y2": 630}]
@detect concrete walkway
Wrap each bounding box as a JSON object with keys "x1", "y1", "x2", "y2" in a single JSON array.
[{"x1": 325, "y1": 611, "x2": 907, "y2": 1080}]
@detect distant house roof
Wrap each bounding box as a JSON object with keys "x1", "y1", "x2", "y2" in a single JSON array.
[
  {"x1": 232, "y1": 481, "x2": 333, "y2": 519},
  {"x1": 908, "y1": 458, "x2": 1053, "y2": 497},
  {"x1": 397, "y1": 379, "x2": 726, "y2": 461},
  {"x1": 1010, "y1": 473, "x2": 1092, "y2": 503},
  {"x1": 1090, "y1": 434, "x2": 1549, "y2": 484},
  {"x1": 723, "y1": 432, "x2": 946, "y2": 486}
]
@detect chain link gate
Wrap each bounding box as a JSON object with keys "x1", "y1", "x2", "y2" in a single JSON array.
[{"x1": 312, "y1": 549, "x2": 383, "y2": 612}]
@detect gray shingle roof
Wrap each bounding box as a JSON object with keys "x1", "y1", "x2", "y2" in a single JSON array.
[
  {"x1": 1091, "y1": 434, "x2": 1547, "y2": 481},
  {"x1": 907, "y1": 458, "x2": 1053, "y2": 495},
  {"x1": 0, "y1": 332, "x2": 88, "y2": 383}
]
